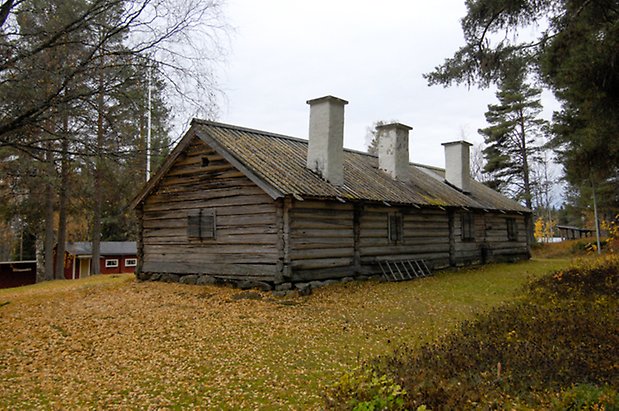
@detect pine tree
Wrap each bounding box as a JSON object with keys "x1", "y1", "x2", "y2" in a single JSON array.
[
  {"x1": 425, "y1": 0, "x2": 619, "y2": 212},
  {"x1": 365, "y1": 120, "x2": 396, "y2": 155},
  {"x1": 478, "y1": 68, "x2": 546, "y2": 210}
]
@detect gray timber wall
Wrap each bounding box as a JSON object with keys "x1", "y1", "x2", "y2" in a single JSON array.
[
  {"x1": 286, "y1": 202, "x2": 529, "y2": 282},
  {"x1": 286, "y1": 202, "x2": 454, "y2": 281},
  {"x1": 286, "y1": 200, "x2": 356, "y2": 282},
  {"x1": 139, "y1": 137, "x2": 280, "y2": 281},
  {"x1": 357, "y1": 206, "x2": 451, "y2": 272},
  {"x1": 481, "y1": 213, "x2": 529, "y2": 262},
  {"x1": 451, "y1": 211, "x2": 529, "y2": 265}
]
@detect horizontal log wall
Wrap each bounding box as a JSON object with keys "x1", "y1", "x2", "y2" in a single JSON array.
[
  {"x1": 287, "y1": 202, "x2": 454, "y2": 281},
  {"x1": 287, "y1": 200, "x2": 356, "y2": 281},
  {"x1": 483, "y1": 213, "x2": 529, "y2": 261},
  {"x1": 451, "y1": 212, "x2": 484, "y2": 265},
  {"x1": 358, "y1": 206, "x2": 451, "y2": 271},
  {"x1": 452, "y1": 212, "x2": 530, "y2": 265},
  {"x1": 141, "y1": 137, "x2": 279, "y2": 281}
]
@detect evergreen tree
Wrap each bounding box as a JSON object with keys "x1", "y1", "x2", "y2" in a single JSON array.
[
  {"x1": 365, "y1": 120, "x2": 396, "y2": 155},
  {"x1": 425, "y1": 0, "x2": 619, "y2": 210},
  {"x1": 0, "y1": 0, "x2": 172, "y2": 278},
  {"x1": 478, "y1": 68, "x2": 546, "y2": 210},
  {"x1": 0, "y1": 0, "x2": 227, "y2": 145}
]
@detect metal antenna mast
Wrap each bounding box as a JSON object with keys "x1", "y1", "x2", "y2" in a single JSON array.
[{"x1": 146, "y1": 62, "x2": 152, "y2": 182}]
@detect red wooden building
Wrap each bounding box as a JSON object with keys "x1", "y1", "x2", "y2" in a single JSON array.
[
  {"x1": 56, "y1": 242, "x2": 138, "y2": 279},
  {"x1": 0, "y1": 261, "x2": 37, "y2": 289}
]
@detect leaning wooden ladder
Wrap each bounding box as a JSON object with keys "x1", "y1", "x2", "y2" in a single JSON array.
[{"x1": 378, "y1": 259, "x2": 432, "y2": 282}]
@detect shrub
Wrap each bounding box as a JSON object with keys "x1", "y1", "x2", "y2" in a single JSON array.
[
  {"x1": 571, "y1": 239, "x2": 609, "y2": 254},
  {"x1": 324, "y1": 368, "x2": 407, "y2": 411},
  {"x1": 552, "y1": 384, "x2": 619, "y2": 411},
  {"x1": 529, "y1": 255, "x2": 619, "y2": 298},
  {"x1": 325, "y1": 257, "x2": 619, "y2": 410}
]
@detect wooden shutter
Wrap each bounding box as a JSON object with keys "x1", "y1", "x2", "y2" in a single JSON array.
[
  {"x1": 187, "y1": 209, "x2": 216, "y2": 239},
  {"x1": 201, "y1": 210, "x2": 216, "y2": 239},
  {"x1": 507, "y1": 218, "x2": 517, "y2": 241},
  {"x1": 388, "y1": 213, "x2": 403, "y2": 243},
  {"x1": 187, "y1": 212, "x2": 201, "y2": 238},
  {"x1": 461, "y1": 213, "x2": 474, "y2": 241}
]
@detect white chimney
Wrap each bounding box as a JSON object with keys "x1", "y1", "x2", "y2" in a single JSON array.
[
  {"x1": 306, "y1": 95, "x2": 348, "y2": 186},
  {"x1": 376, "y1": 123, "x2": 412, "y2": 181},
  {"x1": 442, "y1": 140, "x2": 473, "y2": 193}
]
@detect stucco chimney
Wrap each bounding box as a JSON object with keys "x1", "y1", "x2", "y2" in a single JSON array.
[
  {"x1": 442, "y1": 140, "x2": 473, "y2": 193},
  {"x1": 306, "y1": 95, "x2": 348, "y2": 186},
  {"x1": 376, "y1": 123, "x2": 412, "y2": 181}
]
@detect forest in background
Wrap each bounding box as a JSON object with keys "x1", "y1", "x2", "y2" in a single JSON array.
[
  {"x1": 0, "y1": 0, "x2": 227, "y2": 279},
  {"x1": 425, "y1": 0, "x2": 619, "y2": 241}
]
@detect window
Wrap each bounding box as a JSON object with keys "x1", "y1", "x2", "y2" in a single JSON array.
[
  {"x1": 507, "y1": 218, "x2": 518, "y2": 241},
  {"x1": 388, "y1": 213, "x2": 403, "y2": 244},
  {"x1": 461, "y1": 212, "x2": 475, "y2": 241},
  {"x1": 187, "y1": 209, "x2": 216, "y2": 240},
  {"x1": 105, "y1": 259, "x2": 119, "y2": 268},
  {"x1": 125, "y1": 258, "x2": 137, "y2": 267},
  {"x1": 201, "y1": 157, "x2": 210, "y2": 167}
]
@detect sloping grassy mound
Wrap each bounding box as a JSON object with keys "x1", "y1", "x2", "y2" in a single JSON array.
[{"x1": 325, "y1": 256, "x2": 619, "y2": 410}]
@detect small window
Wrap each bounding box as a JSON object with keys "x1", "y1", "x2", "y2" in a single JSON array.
[
  {"x1": 201, "y1": 157, "x2": 210, "y2": 167},
  {"x1": 105, "y1": 259, "x2": 119, "y2": 268},
  {"x1": 187, "y1": 209, "x2": 216, "y2": 240},
  {"x1": 125, "y1": 258, "x2": 137, "y2": 267},
  {"x1": 507, "y1": 218, "x2": 518, "y2": 241},
  {"x1": 388, "y1": 213, "x2": 403, "y2": 244},
  {"x1": 461, "y1": 213, "x2": 475, "y2": 241}
]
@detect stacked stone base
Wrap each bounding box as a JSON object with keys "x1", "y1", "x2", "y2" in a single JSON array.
[{"x1": 137, "y1": 271, "x2": 382, "y2": 297}]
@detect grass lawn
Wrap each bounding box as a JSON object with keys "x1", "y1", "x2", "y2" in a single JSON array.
[{"x1": 0, "y1": 258, "x2": 568, "y2": 409}]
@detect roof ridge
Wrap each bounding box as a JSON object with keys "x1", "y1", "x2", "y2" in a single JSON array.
[
  {"x1": 192, "y1": 119, "x2": 446, "y2": 168},
  {"x1": 192, "y1": 119, "x2": 307, "y2": 143}
]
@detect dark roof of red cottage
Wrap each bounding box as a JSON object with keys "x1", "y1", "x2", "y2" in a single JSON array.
[
  {"x1": 65, "y1": 242, "x2": 137, "y2": 256},
  {"x1": 131, "y1": 120, "x2": 530, "y2": 213}
]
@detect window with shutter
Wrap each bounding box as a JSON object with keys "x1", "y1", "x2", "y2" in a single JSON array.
[
  {"x1": 187, "y1": 209, "x2": 216, "y2": 240},
  {"x1": 507, "y1": 218, "x2": 518, "y2": 241},
  {"x1": 388, "y1": 212, "x2": 403, "y2": 244},
  {"x1": 461, "y1": 212, "x2": 475, "y2": 241}
]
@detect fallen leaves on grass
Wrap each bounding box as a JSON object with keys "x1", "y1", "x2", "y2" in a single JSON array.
[{"x1": 0, "y1": 259, "x2": 567, "y2": 409}]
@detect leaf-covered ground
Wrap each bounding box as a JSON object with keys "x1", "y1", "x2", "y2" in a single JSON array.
[{"x1": 0, "y1": 259, "x2": 567, "y2": 409}]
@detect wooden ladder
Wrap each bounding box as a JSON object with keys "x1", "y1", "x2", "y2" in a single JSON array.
[{"x1": 378, "y1": 259, "x2": 432, "y2": 282}]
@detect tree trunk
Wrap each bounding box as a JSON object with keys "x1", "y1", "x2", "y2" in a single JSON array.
[
  {"x1": 35, "y1": 231, "x2": 45, "y2": 283},
  {"x1": 44, "y1": 148, "x2": 55, "y2": 281},
  {"x1": 55, "y1": 117, "x2": 70, "y2": 279},
  {"x1": 519, "y1": 110, "x2": 533, "y2": 210},
  {"x1": 519, "y1": 109, "x2": 535, "y2": 244},
  {"x1": 91, "y1": 67, "x2": 104, "y2": 275},
  {"x1": 591, "y1": 179, "x2": 602, "y2": 255}
]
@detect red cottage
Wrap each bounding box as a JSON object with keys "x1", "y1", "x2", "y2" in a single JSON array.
[{"x1": 56, "y1": 242, "x2": 138, "y2": 279}]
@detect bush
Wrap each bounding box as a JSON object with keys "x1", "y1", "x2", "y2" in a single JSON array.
[
  {"x1": 553, "y1": 384, "x2": 619, "y2": 411},
  {"x1": 529, "y1": 255, "x2": 619, "y2": 298},
  {"x1": 324, "y1": 368, "x2": 407, "y2": 411},
  {"x1": 325, "y1": 257, "x2": 619, "y2": 410}
]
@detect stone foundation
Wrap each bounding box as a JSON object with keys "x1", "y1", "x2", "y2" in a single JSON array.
[{"x1": 137, "y1": 271, "x2": 382, "y2": 297}]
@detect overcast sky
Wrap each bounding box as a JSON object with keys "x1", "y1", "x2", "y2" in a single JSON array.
[{"x1": 214, "y1": 0, "x2": 559, "y2": 169}]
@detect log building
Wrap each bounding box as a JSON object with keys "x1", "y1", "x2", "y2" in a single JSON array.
[{"x1": 131, "y1": 96, "x2": 531, "y2": 284}]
